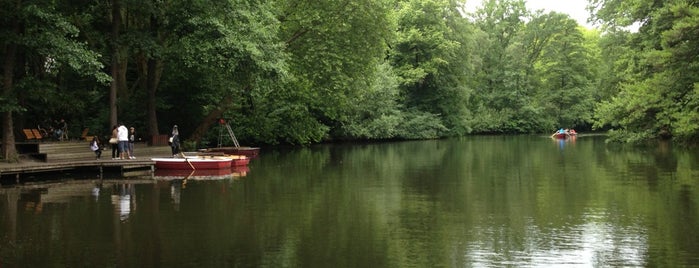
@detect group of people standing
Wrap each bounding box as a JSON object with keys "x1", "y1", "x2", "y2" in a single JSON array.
[
  {"x1": 89, "y1": 124, "x2": 181, "y2": 160},
  {"x1": 110, "y1": 123, "x2": 137, "y2": 159},
  {"x1": 89, "y1": 123, "x2": 136, "y2": 160}
]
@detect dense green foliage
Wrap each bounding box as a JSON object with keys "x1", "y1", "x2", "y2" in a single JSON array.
[
  {"x1": 590, "y1": 0, "x2": 699, "y2": 143},
  {"x1": 2, "y1": 0, "x2": 698, "y2": 159}
]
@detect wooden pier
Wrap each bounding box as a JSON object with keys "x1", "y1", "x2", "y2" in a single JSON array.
[{"x1": 0, "y1": 141, "x2": 172, "y2": 181}]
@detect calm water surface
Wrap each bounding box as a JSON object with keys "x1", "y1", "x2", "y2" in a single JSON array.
[{"x1": 1, "y1": 135, "x2": 698, "y2": 267}]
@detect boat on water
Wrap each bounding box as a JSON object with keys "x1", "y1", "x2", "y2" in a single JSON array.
[
  {"x1": 553, "y1": 133, "x2": 569, "y2": 139},
  {"x1": 221, "y1": 155, "x2": 250, "y2": 166},
  {"x1": 184, "y1": 154, "x2": 250, "y2": 167},
  {"x1": 205, "y1": 146, "x2": 260, "y2": 158},
  {"x1": 152, "y1": 157, "x2": 232, "y2": 170},
  {"x1": 551, "y1": 128, "x2": 577, "y2": 139},
  {"x1": 211, "y1": 119, "x2": 260, "y2": 158}
]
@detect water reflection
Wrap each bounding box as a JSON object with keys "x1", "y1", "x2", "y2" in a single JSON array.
[
  {"x1": 1, "y1": 137, "x2": 698, "y2": 267},
  {"x1": 111, "y1": 183, "x2": 136, "y2": 221},
  {"x1": 153, "y1": 166, "x2": 249, "y2": 181},
  {"x1": 552, "y1": 135, "x2": 576, "y2": 151},
  {"x1": 92, "y1": 183, "x2": 100, "y2": 201},
  {"x1": 556, "y1": 136, "x2": 566, "y2": 150},
  {"x1": 467, "y1": 213, "x2": 648, "y2": 267},
  {"x1": 153, "y1": 166, "x2": 250, "y2": 210},
  {"x1": 170, "y1": 180, "x2": 182, "y2": 211}
]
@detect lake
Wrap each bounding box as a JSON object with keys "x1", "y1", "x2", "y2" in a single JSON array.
[{"x1": 1, "y1": 135, "x2": 698, "y2": 267}]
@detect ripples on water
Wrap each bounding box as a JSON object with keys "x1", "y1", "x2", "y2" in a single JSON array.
[
  {"x1": 463, "y1": 212, "x2": 648, "y2": 267},
  {"x1": 1, "y1": 136, "x2": 698, "y2": 267}
]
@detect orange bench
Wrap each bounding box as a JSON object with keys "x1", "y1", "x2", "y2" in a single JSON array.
[
  {"x1": 22, "y1": 129, "x2": 43, "y2": 141},
  {"x1": 22, "y1": 129, "x2": 36, "y2": 140},
  {"x1": 80, "y1": 128, "x2": 90, "y2": 141},
  {"x1": 31, "y1": 129, "x2": 43, "y2": 140}
]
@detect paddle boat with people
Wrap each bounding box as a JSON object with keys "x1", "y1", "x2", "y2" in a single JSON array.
[{"x1": 551, "y1": 128, "x2": 577, "y2": 139}]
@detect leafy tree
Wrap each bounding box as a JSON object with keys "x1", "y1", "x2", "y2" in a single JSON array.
[
  {"x1": 334, "y1": 63, "x2": 402, "y2": 140},
  {"x1": 1, "y1": 0, "x2": 107, "y2": 161},
  {"x1": 468, "y1": 0, "x2": 529, "y2": 133},
  {"x1": 165, "y1": 0, "x2": 287, "y2": 144},
  {"x1": 10, "y1": 0, "x2": 699, "y2": 153},
  {"x1": 268, "y1": 0, "x2": 394, "y2": 144},
  {"x1": 467, "y1": 1, "x2": 597, "y2": 133},
  {"x1": 532, "y1": 13, "x2": 597, "y2": 130},
  {"x1": 592, "y1": 0, "x2": 699, "y2": 142},
  {"x1": 391, "y1": 0, "x2": 474, "y2": 137}
]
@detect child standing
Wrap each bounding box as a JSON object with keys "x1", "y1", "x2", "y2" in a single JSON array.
[
  {"x1": 128, "y1": 127, "x2": 136, "y2": 159},
  {"x1": 90, "y1": 136, "x2": 102, "y2": 159}
]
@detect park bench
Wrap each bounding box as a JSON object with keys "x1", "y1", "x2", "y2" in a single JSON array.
[
  {"x1": 22, "y1": 129, "x2": 43, "y2": 141},
  {"x1": 31, "y1": 129, "x2": 43, "y2": 140},
  {"x1": 80, "y1": 128, "x2": 90, "y2": 141},
  {"x1": 22, "y1": 129, "x2": 35, "y2": 140},
  {"x1": 17, "y1": 130, "x2": 46, "y2": 161}
]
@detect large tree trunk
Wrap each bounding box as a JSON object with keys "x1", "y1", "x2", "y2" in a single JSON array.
[
  {"x1": 1, "y1": 2, "x2": 20, "y2": 162},
  {"x1": 146, "y1": 12, "x2": 163, "y2": 137},
  {"x1": 189, "y1": 94, "x2": 236, "y2": 144},
  {"x1": 109, "y1": 0, "x2": 122, "y2": 127},
  {"x1": 146, "y1": 57, "x2": 162, "y2": 137}
]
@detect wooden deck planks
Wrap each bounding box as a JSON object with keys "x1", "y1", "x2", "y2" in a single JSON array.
[{"x1": 1, "y1": 142, "x2": 172, "y2": 179}]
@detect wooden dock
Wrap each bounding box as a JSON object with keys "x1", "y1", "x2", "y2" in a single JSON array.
[{"x1": 0, "y1": 142, "x2": 172, "y2": 181}]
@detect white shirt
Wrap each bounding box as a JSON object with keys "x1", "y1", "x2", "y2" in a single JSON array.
[{"x1": 117, "y1": 125, "x2": 128, "y2": 141}]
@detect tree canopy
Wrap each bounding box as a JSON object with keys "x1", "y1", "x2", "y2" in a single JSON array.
[{"x1": 2, "y1": 0, "x2": 698, "y2": 160}]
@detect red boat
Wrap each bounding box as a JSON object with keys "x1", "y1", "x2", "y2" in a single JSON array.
[
  {"x1": 152, "y1": 157, "x2": 232, "y2": 170},
  {"x1": 212, "y1": 119, "x2": 260, "y2": 158},
  {"x1": 206, "y1": 147, "x2": 260, "y2": 158},
  {"x1": 190, "y1": 154, "x2": 250, "y2": 167},
  {"x1": 553, "y1": 132, "x2": 578, "y2": 139},
  {"x1": 224, "y1": 155, "x2": 250, "y2": 166},
  {"x1": 553, "y1": 133, "x2": 569, "y2": 139}
]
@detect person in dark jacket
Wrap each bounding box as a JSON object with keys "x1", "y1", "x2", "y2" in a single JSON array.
[{"x1": 170, "y1": 125, "x2": 181, "y2": 157}]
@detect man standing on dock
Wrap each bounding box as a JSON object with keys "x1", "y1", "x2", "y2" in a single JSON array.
[{"x1": 117, "y1": 123, "x2": 129, "y2": 160}]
